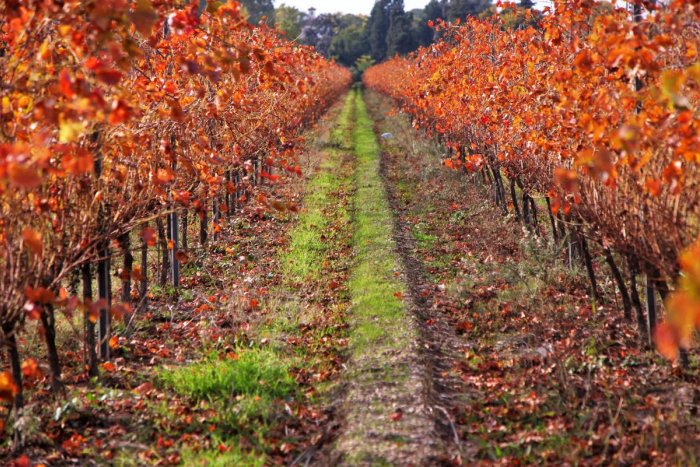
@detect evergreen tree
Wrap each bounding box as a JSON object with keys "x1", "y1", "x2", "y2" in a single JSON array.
[
  {"x1": 386, "y1": 1, "x2": 415, "y2": 56},
  {"x1": 447, "y1": 0, "x2": 491, "y2": 21},
  {"x1": 329, "y1": 18, "x2": 370, "y2": 67},
  {"x1": 519, "y1": 0, "x2": 536, "y2": 8},
  {"x1": 367, "y1": 0, "x2": 391, "y2": 61},
  {"x1": 415, "y1": 0, "x2": 446, "y2": 46}
]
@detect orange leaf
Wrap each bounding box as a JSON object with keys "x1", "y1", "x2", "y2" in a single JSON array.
[
  {"x1": 109, "y1": 336, "x2": 119, "y2": 349},
  {"x1": 554, "y1": 168, "x2": 578, "y2": 193},
  {"x1": 110, "y1": 302, "x2": 132, "y2": 320},
  {"x1": 156, "y1": 168, "x2": 175, "y2": 185},
  {"x1": 644, "y1": 177, "x2": 662, "y2": 197},
  {"x1": 63, "y1": 148, "x2": 94, "y2": 175},
  {"x1": 654, "y1": 323, "x2": 679, "y2": 361},
  {"x1": 21, "y1": 228, "x2": 43, "y2": 256},
  {"x1": 0, "y1": 370, "x2": 17, "y2": 403},
  {"x1": 21, "y1": 358, "x2": 40, "y2": 379},
  {"x1": 100, "y1": 362, "x2": 117, "y2": 372}
]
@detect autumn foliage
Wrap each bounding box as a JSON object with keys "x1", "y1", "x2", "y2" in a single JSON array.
[
  {"x1": 0, "y1": 0, "x2": 350, "y2": 438},
  {"x1": 364, "y1": 1, "x2": 700, "y2": 356}
]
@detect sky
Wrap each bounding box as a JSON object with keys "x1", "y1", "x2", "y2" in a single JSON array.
[{"x1": 277, "y1": 1, "x2": 551, "y2": 16}]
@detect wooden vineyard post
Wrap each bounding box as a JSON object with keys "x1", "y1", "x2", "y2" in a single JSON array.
[
  {"x1": 91, "y1": 131, "x2": 112, "y2": 361},
  {"x1": 82, "y1": 263, "x2": 98, "y2": 376},
  {"x1": 97, "y1": 243, "x2": 111, "y2": 360},
  {"x1": 168, "y1": 136, "x2": 180, "y2": 290},
  {"x1": 646, "y1": 276, "x2": 657, "y2": 346},
  {"x1": 235, "y1": 171, "x2": 241, "y2": 212},
  {"x1": 212, "y1": 197, "x2": 221, "y2": 243},
  {"x1": 139, "y1": 228, "x2": 149, "y2": 313},
  {"x1": 226, "y1": 170, "x2": 232, "y2": 219}
]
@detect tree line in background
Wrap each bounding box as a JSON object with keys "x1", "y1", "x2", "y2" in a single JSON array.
[{"x1": 239, "y1": 0, "x2": 539, "y2": 78}]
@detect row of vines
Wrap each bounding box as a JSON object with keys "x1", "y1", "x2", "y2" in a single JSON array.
[
  {"x1": 0, "y1": 0, "x2": 351, "y2": 445},
  {"x1": 364, "y1": 1, "x2": 700, "y2": 361}
]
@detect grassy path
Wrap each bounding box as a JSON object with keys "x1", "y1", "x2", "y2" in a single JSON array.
[{"x1": 333, "y1": 91, "x2": 446, "y2": 464}]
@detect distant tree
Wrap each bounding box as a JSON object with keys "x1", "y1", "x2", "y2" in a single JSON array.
[
  {"x1": 353, "y1": 54, "x2": 376, "y2": 80},
  {"x1": 497, "y1": 5, "x2": 541, "y2": 29},
  {"x1": 301, "y1": 13, "x2": 339, "y2": 55},
  {"x1": 414, "y1": 0, "x2": 446, "y2": 46},
  {"x1": 386, "y1": 1, "x2": 415, "y2": 56},
  {"x1": 276, "y1": 4, "x2": 303, "y2": 39},
  {"x1": 425, "y1": 0, "x2": 448, "y2": 22},
  {"x1": 329, "y1": 19, "x2": 370, "y2": 68},
  {"x1": 367, "y1": 0, "x2": 391, "y2": 61},
  {"x1": 240, "y1": 0, "x2": 275, "y2": 25},
  {"x1": 302, "y1": 13, "x2": 366, "y2": 58},
  {"x1": 447, "y1": 0, "x2": 491, "y2": 21},
  {"x1": 519, "y1": 0, "x2": 536, "y2": 8}
]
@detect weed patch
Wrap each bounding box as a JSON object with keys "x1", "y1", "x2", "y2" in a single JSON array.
[{"x1": 160, "y1": 349, "x2": 295, "y2": 404}]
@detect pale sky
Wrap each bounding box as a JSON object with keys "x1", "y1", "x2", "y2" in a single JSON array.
[{"x1": 276, "y1": 1, "x2": 551, "y2": 16}]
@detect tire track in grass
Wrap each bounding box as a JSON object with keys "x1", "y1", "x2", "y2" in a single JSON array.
[
  {"x1": 260, "y1": 91, "x2": 357, "y2": 464},
  {"x1": 333, "y1": 90, "x2": 446, "y2": 465}
]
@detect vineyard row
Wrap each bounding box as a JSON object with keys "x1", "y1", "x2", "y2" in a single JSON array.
[
  {"x1": 0, "y1": 0, "x2": 351, "y2": 446},
  {"x1": 364, "y1": 0, "x2": 700, "y2": 361}
]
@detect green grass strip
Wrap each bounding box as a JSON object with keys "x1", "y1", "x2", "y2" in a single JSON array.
[
  {"x1": 281, "y1": 92, "x2": 355, "y2": 281},
  {"x1": 349, "y1": 90, "x2": 411, "y2": 355}
]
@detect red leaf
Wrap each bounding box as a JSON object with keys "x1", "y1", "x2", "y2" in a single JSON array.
[
  {"x1": 109, "y1": 99, "x2": 131, "y2": 125},
  {"x1": 141, "y1": 226, "x2": 157, "y2": 246},
  {"x1": 25, "y1": 286, "x2": 55, "y2": 304},
  {"x1": 101, "y1": 362, "x2": 117, "y2": 372},
  {"x1": 175, "y1": 250, "x2": 190, "y2": 264},
  {"x1": 95, "y1": 68, "x2": 123, "y2": 85},
  {"x1": 133, "y1": 382, "x2": 155, "y2": 395},
  {"x1": 8, "y1": 163, "x2": 42, "y2": 189},
  {"x1": 655, "y1": 322, "x2": 679, "y2": 361},
  {"x1": 59, "y1": 69, "x2": 75, "y2": 98}
]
